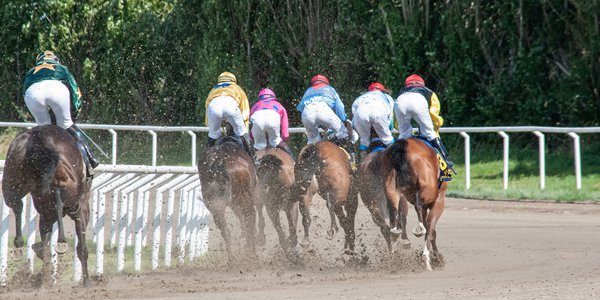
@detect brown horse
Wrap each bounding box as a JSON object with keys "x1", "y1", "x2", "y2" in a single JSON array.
[
  {"x1": 292, "y1": 140, "x2": 358, "y2": 254},
  {"x1": 2, "y1": 125, "x2": 92, "y2": 285},
  {"x1": 382, "y1": 138, "x2": 447, "y2": 270},
  {"x1": 255, "y1": 148, "x2": 297, "y2": 250},
  {"x1": 198, "y1": 135, "x2": 258, "y2": 258}
]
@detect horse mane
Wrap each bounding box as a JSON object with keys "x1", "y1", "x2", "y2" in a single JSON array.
[
  {"x1": 26, "y1": 127, "x2": 61, "y2": 194},
  {"x1": 295, "y1": 143, "x2": 322, "y2": 184},
  {"x1": 387, "y1": 139, "x2": 411, "y2": 187}
]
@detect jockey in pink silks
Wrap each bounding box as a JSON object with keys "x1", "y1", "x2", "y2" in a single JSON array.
[{"x1": 249, "y1": 88, "x2": 293, "y2": 156}]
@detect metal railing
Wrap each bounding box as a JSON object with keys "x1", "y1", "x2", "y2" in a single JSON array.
[{"x1": 0, "y1": 122, "x2": 598, "y2": 190}]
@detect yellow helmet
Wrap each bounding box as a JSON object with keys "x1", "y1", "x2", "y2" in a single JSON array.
[{"x1": 217, "y1": 72, "x2": 237, "y2": 84}]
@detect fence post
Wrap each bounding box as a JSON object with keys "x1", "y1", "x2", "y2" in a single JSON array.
[
  {"x1": 187, "y1": 131, "x2": 197, "y2": 167},
  {"x1": 498, "y1": 131, "x2": 510, "y2": 190},
  {"x1": 0, "y1": 200, "x2": 9, "y2": 286},
  {"x1": 568, "y1": 132, "x2": 582, "y2": 189},
  {"x1": 459, "y1": 132, "x2": 471, "y2": 190},
  {"x1": 27, "y1": 196, "x2": 37, "y2": 273},
  {"x1": 147, "y1": 130, "x2": 157, "y2": 166},
  {"x1": 108, "y1": 129, "x2": 118, "y2": 165},
  {"x1": 533, "y1": 131, "x2": 545, "y2": 190}
]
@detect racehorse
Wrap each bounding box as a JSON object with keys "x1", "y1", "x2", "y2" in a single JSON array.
[
  {"x1": 292, "y1": 140, "x2": 358, "y2": 254},
  {"x1": 382, "y1": 138, "x2": 447, "y2": 270},
  {"x1": 255, "y1": 148, "x2": 297, "y2": 250},
  {"x1": 198, "y1": 134, "x2": 258, "y2": 259},
  {"x1": 2, "y1": 125, "x2": 92, "y2": 285}
]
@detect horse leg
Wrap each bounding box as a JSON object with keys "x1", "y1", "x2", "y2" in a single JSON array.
[
  {"x1": 264, "y1": 197, "x2": 288, "y2": 250},
  {"x1": 207, "y1": 201, "x2": 233, "y2": 259},
  {"x1": 6, "y1": 196, "x2": 25, "y2": 260},
  {"x1": 54, "y1": 188, "x2": 68, "y2": 255},
  {"x1": 412, "y1": 192, "x2": 427, "y2": 237},
  {"x1": 256, "y1": 202, "x2": 267, "y2": 246},
  {"x1": 425, "y1": 195, "x2": 445, "y2": 270},
  {"x1": 384, "y1": 175, "x2": 402, "y2": 235},
  {"x1": 397, "y1": 193, "x2": 411, "y2": 249},
  {"x1": 73, "y1": 209, "x2": 90, "y2": 286},
  {"x1": 325, "y1": 192, "x2": 339, "y2": 240},
  {"x1": 35, "y1": 215, "x2": 54, "y2": 286},
  {"x1": 298, "y1": 196, "x2": 311, "y2": 248},
  {"x1": 237, "y1": 188, "x2": 257, "y2": 256},
  {"x1": 285, "y1": 197, "x2": 299, "y2": 248},
  {"x1": 363, "y1": 192, "x2": 392, "y2": 251},
  {"x1": 340, "y1": 187, "x2": 358, "y2": 254}
]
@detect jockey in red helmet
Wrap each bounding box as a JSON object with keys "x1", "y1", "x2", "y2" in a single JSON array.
[
  {"x1": 394, "y1": 74, "x2": 455, "y2": 172},
  {"x1": 351, "y1": 82, "x2": 395, "y2": 160}
]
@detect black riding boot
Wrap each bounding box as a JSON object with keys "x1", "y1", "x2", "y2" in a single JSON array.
[
  {"x1": 241, "y1": 134, "x2": 259, "y2": 166},
  {"x1": 431, "y1": 137, "x2": 456, "y2": 173},
  {"x1": 276, "y1": 141, "x2": 294, "y2": 157},
  {"x1": 66, "y1": 124, "x2": 99, "y2": 170},
  {"x1": 206, "y1": 137, "x2": 217, "y2": 147}
]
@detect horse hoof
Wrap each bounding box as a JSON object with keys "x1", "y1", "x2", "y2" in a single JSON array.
[
  {"x1": 299, "y1": 238, "x2": 311, "y2": 249},
  {"x1": 257, "y1": 235, "x2": 266, "y2": 247},
  {"x1": 390, "y1": 227, "x2": 402, "y2": 235},
  {"x1": 412, "y1": 224, "x2": 426, "y2": 237},
  {"x1": 55, "y1": 242, "x2": 68, "y2": 255},
  {"x1": 11, "y1": 248, "x2": 24, "y2": 261},
  {"x1": 399, "y1": 238, "x2": 411, "y2": 249},
  {"x1": 32, "y1": 242, "x2": 45, "y2": 259},
  {"x1": 343, "y1": 249, "x2": 355, "y2": 256}
]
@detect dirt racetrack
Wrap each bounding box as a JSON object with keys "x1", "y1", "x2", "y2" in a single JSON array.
[{"x1": 1, "y1": 196, "x2": 599, "y2": 299}]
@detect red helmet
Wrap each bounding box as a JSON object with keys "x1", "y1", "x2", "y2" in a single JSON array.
[
  {"x1": 310, "y1": 74, "x2": 329, "y2": 86},
  {"x1": 405, "y1": 74, "x2": 425, "y2": 87},
  {"x1": 368, "y1": 82, "x2": 385, "y2": 92}
]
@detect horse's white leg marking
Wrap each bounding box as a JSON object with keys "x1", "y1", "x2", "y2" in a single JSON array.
[{"x1": 422, "y1": 243, "x2": 432, "y2": 271}]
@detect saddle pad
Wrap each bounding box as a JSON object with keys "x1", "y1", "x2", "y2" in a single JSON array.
[{"x1": 338, "y1": 147, "x2": 357, "y2": 173}]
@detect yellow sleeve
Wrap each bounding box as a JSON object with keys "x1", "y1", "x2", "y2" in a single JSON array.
[
  {"x1": 237, "y1": 86, "x2": 250, "y2": 128},
  {"x1": 429, "y1": 92, "x2": 444, "y2": 137},
  {"x1": 204, "y1": 89, "x2": 215, "y2": 126}
]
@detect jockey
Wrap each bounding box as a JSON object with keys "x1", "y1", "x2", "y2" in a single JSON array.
[
  {"x1": 249, "y1": 88, "x2": 293, "y2": 156},
  {"x1": 23, "y1": 50, "x2": 99, "y2": 173},
  {"x1": 394, "y1": 74, "x2": 455, "y2": 171},
  {"x1": 352, "y1": 82, "x2": 395, "y2": 160},
  {"x1": 297, "y1": 74, "x2": 352, "y2": 151},
  {"x1": 204, "y1": 71, "x2": 258, "y2": 165}
]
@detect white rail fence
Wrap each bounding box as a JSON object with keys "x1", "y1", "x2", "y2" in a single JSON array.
[
  {"x1": 0, "y1": 122, "x2": 598, "y2": 190},
  {"x1": 0, "y1": 165, "x2": 208, "y2": 286},
  {"x1": 0, "y1": 122, "x2": 598, "y2": 284}
]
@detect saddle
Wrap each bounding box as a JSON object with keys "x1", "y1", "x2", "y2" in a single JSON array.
[{"x1": 414, "y1": 136, "x2": 453, "y2": 184}]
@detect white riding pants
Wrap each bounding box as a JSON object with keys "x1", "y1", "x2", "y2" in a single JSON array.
[
  {"x1": 24, "y1": 80, "x2": 73, "y2": 129},
  {"x1": 394, "y1": 92, "x2": 437, "y2": 140},
  {"x1": 352, "y1": 95, "x2": 394, "y2": 150},
  {"x1": 250, "y1": 109, "x2": 282, "y2": 150},
  {"x1": 301, "y1": 101, "x2": 348, "y2": 144},
  {"x1": 207, "y1": 95, "x2": 247, "y2": 139}
]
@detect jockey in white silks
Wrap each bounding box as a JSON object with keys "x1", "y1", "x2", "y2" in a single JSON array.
[{"x1": 351, "y1": 82, "x2": 395, "y2": 160}]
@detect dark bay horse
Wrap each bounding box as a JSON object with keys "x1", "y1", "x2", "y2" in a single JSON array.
[
  {"x1": 255, "y1": 148, "x2": 297, "y2": 250},
  {"x1": 382, "y1": 138, "x2": 447, "y2": 270},
  {"x1": 2, "y1": 125, "x2": 92, "y2": 285},
  {"x1": 198, "y1": 136, "x2": 258, "y2": 258},
  {"x1": 292, "y1": 140, "x2": 358, "y2": 254}
]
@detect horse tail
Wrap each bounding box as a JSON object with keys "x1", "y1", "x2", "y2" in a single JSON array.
[
  {"x1": 28, "y1": 129, "x2": 60, "y2": 194},
  {"x1": 388, "y1": 140, "x2": 411, "y2": 187},
  {"x1": 295, "y1": 144, "x2": 321, "y2": 184}
]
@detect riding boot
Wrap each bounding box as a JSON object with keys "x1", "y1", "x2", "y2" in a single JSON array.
[
  {"x1": 276, "y1": 141, "x2": 294, "y2": 157},
  {"x1": 431, "y1": 137, "x2": 456, "y2": 173},
  {"x1": 66, "y1": 124, "x2": 99, "y2": 170},
  {"x1": 206, "y1": 137, "x2": 217, "y2": 147},
  {"x1": 241, "y1": 134, "x2": 259, "y2": 166}
]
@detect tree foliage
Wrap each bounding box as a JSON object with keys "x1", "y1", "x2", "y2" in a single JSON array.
[{"x1": 1, "y1": 0, "x2": 598, "y2": 126}]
